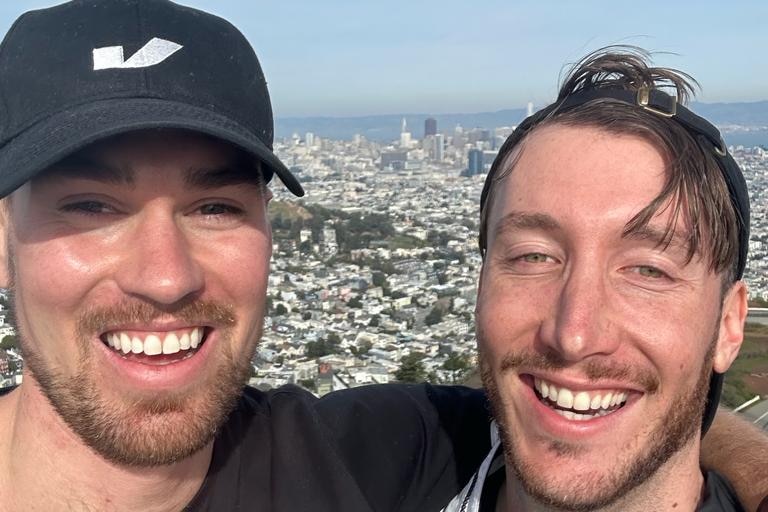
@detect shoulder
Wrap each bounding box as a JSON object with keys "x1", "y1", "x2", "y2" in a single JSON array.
[
  {"x1": 315, "y1": 383, "x2": 488, "y2": 421},
  {"x1": 229, "y1": 384, "x2": 319, "y2": 419},
  {"x1": 699, "y1": 470, "x2": 746, "y2": 512},
  {"x1": 312, "y1": 384, "x2": 492, "y2": 511}
]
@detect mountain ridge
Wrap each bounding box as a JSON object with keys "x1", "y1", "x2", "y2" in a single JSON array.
[{"x1": 275, "y1": 100, "x2": 768, "y2": 145}]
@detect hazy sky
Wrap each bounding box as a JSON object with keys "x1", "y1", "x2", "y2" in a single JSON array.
[{"x1": 1, "y1": 1, "x2": 766, "y2": 117}]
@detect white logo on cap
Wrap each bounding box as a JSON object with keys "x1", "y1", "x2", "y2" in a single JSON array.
[{"x1": 93, "y1": 37, "x2": 183, "y2": 70}]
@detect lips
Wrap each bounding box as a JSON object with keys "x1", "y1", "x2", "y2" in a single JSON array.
[{"x1": 102, "y1": 327, "x2": 206, "y2": 357}]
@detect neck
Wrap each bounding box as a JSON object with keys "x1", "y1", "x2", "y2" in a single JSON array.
[
  {"x1": 0, "y1": 374, "x2": 212, "y2": 511},
  {"x1": 501, "y1": 440, "x2": 705, "y2": 512}
]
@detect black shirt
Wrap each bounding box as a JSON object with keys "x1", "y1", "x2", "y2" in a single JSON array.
[{"x1": 184, "y1": 384, "x2": 491, "y2": 511}]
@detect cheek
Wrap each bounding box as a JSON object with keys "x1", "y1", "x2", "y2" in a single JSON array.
[
  {"x1": 198, "y1": 230, "x2": 271, "y2": 307},
  {"x1": 11, "y1": 241, "x2": 103, "y2": 366},
  {"x1": 476, "y1": 277, "x2": 552, "y2": 351}
]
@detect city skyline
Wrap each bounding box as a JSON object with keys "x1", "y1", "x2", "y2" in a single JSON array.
[{"x1": 0, "y1": 1, "x2": 766, "y2": 117}]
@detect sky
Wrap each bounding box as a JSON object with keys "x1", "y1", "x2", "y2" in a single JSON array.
[{"x1": 1, "y1": 1, "x2": 766, "y2": 117}]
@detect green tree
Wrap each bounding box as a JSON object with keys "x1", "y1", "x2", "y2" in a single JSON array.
[
  {"x1": 442, "y1": 353, "x2": 472, "y2": 383},
  {"x1": 395, "y1": 352, "x2": 427, "y2": 383},
  {"x1": 372, "y1": 272, "x2": 387, "y2": 288},
  {"x1": 0, "y1": 335, "x2": 18, "y2": 351},
  {"x1": 424, "y1": 307, "x2": 443, "y2": 326},
  {"x1": 348, "y1": 296, "x2": 363, "y2": 309},
  {"x1": 357, "y1": 339, "x2": 372, "y2": 356},
  {"x1": 368, "y1": 315, "x2": 380, "y2": 327},
  {"x1": 274, "y1": 303, "x2": 288, "y2": 316},
  {"x1": 298, "y1": 379, "x2": 317, "y2": 392}
]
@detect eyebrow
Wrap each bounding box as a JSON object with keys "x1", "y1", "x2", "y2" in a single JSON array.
[
  {"x1": 621, "y1": 224, "x2": 692, "y2": 254},
  {"x1": 38, "y1": 157, "x2": 263, "y2": 190},
  {"x1": 493, "y1": 211, "x2": 561, "y2": 239},
  {"x1": 184, "y1": 165, "x2": 263, "y2": 189},
  {"x1": 42, "y1": 155, "x2": 134, "y2": 185}
]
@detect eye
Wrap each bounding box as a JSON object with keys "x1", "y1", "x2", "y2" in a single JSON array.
[
  {"x1": 197, "y1": 203, "x2": 244, "y2": 216},
  {"x1": 632, "y1": 265, "x2": 668, "y2": 279},
  {"x1": 519, "y1": 253, "x2": 553, "y2": 264},
  {"x1": 60, "y1": 200, "x2": 115, "y2": 216}
]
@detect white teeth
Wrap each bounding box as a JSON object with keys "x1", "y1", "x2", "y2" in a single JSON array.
[
  {"x1": 163, "y1": 333, "x2": 180, "y2": 355},
  {"x1": 534, "y1": 377, "x2": 630, "y2": 419},
  {"x1": 556, "y1": 388, "x2": 574, "y2": 408},
  {"x1": 105, "y1": 328, "x2": 204, "y2": 357},
  {"x1": 144, "y1": 335, "x2": 162, "y2": 356},
  {"x1": 190, "y1": 328, "x2": 200, "y2": 349},
  {"x1": 120, "y1": 333, "x2": 131, "y2": 354},
  {"x1": 536, "y1": 379, "x2": 549, "y2": 396},
  {"x1": 573, "y1": 391, "x2": 591, "y2": 411},
  {"x1": 547, "y1": 383, "x2": 558, "y2": 402}
]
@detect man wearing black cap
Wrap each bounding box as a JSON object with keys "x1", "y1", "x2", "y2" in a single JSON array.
[
  {"x1": 441, "y1": 48, "x2": 765, "y2": 512},
  {"x1": 0, "y1": 1, "x2": 491, "y2": 510}
]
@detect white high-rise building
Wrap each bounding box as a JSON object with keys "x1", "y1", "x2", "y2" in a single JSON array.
[
  {"x1": 400, "y1": 117, "x2": 412, "y2": 148},
  {"x1": 434, "y1": 134, "x2": 445, "y2": 161}
]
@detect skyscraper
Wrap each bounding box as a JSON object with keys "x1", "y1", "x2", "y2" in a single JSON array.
[
  {"x1": 424, "y1": 117, "x2": 437, "y2": 138},
  {"x1": 434, "y1": 134, "x2": 445, "y2": 162},
  {"x1": 468, "y1": 149, "x2": 483, "y2": 175}
]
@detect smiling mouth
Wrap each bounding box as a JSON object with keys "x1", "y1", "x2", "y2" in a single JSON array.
[
  {"x1": 100, "y1": 327, "x2": 209, "y2": 362},
  {"x1": 533, "y1": 377, "x2": 630, "y2": 421}
]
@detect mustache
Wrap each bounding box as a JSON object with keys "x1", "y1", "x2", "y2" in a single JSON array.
[
  {"x1": 76, "y1": 299, "x2": 236, "y2": 337},
  {"x1": 494, "y1": 350, "x2": 660, "y2": 394}
]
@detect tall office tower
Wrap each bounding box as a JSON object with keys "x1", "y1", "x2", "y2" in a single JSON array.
[
  {"x1": 434, "y1": 134, "x2": 445, "y2": 161},
  {"x1": 305, "y1": 132, "x2": 315, "y2": 147},
  {"x1": 400, "y1": 117, "x2": 412, "y2": 148},
  {"x1": 453, "y1": 124, "x2": 465, "y2": 148},
  {"x1": 527, "y1": 101, "x2": 534, "y2": 117},
  {"x1": 424, "y1": 117, "x2": 437, "y2": 137},
  {"x1": 468, "y1": 148, "x2": 484, "y2": 175}
]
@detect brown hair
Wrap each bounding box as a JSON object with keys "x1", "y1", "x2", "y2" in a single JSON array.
[{"x1": 479, "y1": 47, "x2": 738, "y2": 283}]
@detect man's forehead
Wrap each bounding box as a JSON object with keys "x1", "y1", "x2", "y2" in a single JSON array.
[{"x1": 30, "y1": 130, "x2": 263, "y2": 189}]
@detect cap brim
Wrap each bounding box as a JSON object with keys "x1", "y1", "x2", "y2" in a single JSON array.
[{"x1": 0, "y1": 97, "x2": 304, "y2": 197}]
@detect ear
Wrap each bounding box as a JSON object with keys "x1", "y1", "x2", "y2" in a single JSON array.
[
  {"x1": 0, "y1": 198, "x2": 10, "y2": 289},
  {"x1": 475, "y1": 258, "x2": 488, "y2": 308},
  {"x1": 712, "y1": 281, "x2": 748, "y2": 373}
]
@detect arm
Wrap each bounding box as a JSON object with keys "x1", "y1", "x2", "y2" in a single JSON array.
[{"x1": 700, "y1": 407, "x2": 768, "y2": 512}]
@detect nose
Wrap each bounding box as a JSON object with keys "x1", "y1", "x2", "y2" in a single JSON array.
[
  {"x1": 115, "y1": 205, "x2": 204, "y2": 305},
  {"x1": 539, "y1": 262, "x2": 620, "y2": 362}
]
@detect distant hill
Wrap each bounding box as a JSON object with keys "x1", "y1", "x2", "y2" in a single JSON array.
[
  {"x1": 275, "y1": 101, "x2": 768, "y2": 145},
  {"x1": 275, "y1": 109, "x2": 527, "y2": 142},
  {"x1": 691, "y1": 100, "x2": 768, "y2": 126}
]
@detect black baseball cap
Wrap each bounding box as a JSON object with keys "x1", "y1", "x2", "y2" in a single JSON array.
[{"x1": 0, "y1": 0, "x2": 304, "y2": 197}]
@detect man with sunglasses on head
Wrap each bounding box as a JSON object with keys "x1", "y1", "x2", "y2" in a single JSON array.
[{"x1": 442, "y1": 48, "x2": 767, "y2": 512}]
